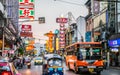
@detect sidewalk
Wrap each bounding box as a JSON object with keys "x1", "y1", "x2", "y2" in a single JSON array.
[{"x1": 109, "y1": 66, "x2": 120, "y2": 70}]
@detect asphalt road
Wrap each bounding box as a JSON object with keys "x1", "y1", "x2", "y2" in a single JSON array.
[{"x1": 18, "y1": 61, "x2": 120, "y2": 75}]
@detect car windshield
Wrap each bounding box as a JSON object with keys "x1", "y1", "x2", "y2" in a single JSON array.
[
  {"x1": 48, "y1": 59, "x2": 62, "y2": 66},
  {"x1": 35, "y1": 57, "x2": 42, "y2": 60}
]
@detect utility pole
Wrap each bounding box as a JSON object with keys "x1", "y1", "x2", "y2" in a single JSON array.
[{"x1": 2, "y1": 21, "x2": 5, "y2": 57}]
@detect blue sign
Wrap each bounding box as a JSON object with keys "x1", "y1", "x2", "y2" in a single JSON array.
[
  {"x1": 108, "y1": 38, "x2": 120, "y2": 47},
  {"x1": 85, "y1": 31, "x2": 91, "y2": 42}
]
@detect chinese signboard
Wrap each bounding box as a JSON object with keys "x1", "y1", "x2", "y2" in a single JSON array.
[
  {"x1": 56, "y1": 18, "x2": 68, "y2": 23},
  {"x1": 19, "y1": 8, "x2": 34, "y2": 19},
  {"x1": 21, "y1": 25, "x2": 32, "y2": 31},
  {"x1": 19, "y1": 0, "x2": 34, "y2": 6},
  {"x1": 19, "y1": 0, "x2": 34, "y2": 19},
  {"x1": 20, "y1": 31, "x2": 33, "y2": 37},
  {"x1": 56, "y1": 17, "x2": 67, "y2": 49}
]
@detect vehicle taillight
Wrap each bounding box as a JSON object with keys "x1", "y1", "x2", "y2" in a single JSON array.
[{"x1": 1, "y1": 71, "x2": 11, "y2": 75}]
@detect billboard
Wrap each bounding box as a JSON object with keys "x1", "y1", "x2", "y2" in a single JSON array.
[
  {"x1": 56, "y1": 18, "x2": 68, "y2": 23},
  {"x1": 108, "y1": 38, "x2": 120, "y2": 47},
  {"x1": 19, "y1": 0, "x2": 34, "y2": 6},
  {"x1": 19, "y1": 0, "x2": 34, "y2": 19},
  {"x1": 19, "y1": 8, "x2": 34, "y2": 19},
  {"x1": 20, "y1": 31, "x2": 33, "y2": 37},
  {"x1": 21, "y1": 25, "x2": 32, "y2": 31}
]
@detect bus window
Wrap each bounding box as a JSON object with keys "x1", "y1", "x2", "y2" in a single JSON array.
[
  {"x1": 79, "y1": 48, "x2": 102, "y2": 60},
  {"x1": 77, "y1": 50, "x2": 83, "y2": 60}
]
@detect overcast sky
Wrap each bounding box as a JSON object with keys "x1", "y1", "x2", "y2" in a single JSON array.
[{"x1": 20, "y1": 0, "x2": 88, "y2": 44}]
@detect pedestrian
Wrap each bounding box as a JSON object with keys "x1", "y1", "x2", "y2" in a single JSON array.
[
  {"x1": 23, "y1": 56, "x2": 25, "y2": 65},
  {"x1": 118, "y1": 53, "x2": 120, "y2": 66}
]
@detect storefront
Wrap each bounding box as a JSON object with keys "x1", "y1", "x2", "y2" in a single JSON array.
[{"x1": 108, "y1": 38, "x2": 120, "y2": 66}]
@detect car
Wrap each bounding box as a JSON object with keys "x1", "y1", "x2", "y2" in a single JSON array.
[
  {"x1": 34, "y1": 57, "x2": 43, "y2": 65},
  {"x1": 0, "y1": 59, "x2": 21, "y2": 75}
]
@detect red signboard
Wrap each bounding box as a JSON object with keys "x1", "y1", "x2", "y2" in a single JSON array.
[
  {"x1": 19, "y1": 0, "x2": 34, "y2": 6},
  {"x1": 3, "y1": 50, "x2": 8, "y2": 54},
  {"x1": 60, "y1": 27, "x2": 65, "y2": 31},
  {"x1": 56, "y1": 18, "x2": 68, "y2": 23},
  {"x1": 19, "y1": 8, "x2": 34, "y2": 19},
  {"x1": 20, "y1": 32, "x2": 33, "y2": 37},
  {"x1": 22, "y1": 25, "x2": 32, "y2": 31}
]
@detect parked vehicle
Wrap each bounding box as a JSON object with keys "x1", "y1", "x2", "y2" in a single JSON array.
[
  {"x1": 26, "y1": 62, "x2": 31, "y2": 69},
  {"x1": 0, "y1": 59, "x2": 21, "y2": 75},
  {"x1": 42, "y1": 54, "x2": 64, "y2": 75}
]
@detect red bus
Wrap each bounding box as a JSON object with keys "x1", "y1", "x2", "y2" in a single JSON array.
[{"x1": 65, "y1": 42, "x2": 104, "y2": 75}]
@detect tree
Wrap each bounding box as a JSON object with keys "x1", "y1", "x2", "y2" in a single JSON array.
[{"x1": 18, "y1": 47, "x2": 24, "y2": 55}]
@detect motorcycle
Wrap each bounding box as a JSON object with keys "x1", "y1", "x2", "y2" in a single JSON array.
[
  {"x1": 25, "y1": 56, "x2": 31, "y2": 69},
  {"x1": 26, "y1": 62, "x2": 31, "y2": 69}
]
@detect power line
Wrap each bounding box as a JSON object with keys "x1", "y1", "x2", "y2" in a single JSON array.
[{"x1": 54, "y1": 0, "x2": 85, "y2": 6}]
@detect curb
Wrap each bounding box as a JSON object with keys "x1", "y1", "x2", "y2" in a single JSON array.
[{"x1": 109, "y1": 67, "x2": 120, "y2": 70}]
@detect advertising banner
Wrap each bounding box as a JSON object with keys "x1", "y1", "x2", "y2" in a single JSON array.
[
  {"x1": 108, "y1": 38, "x2": 120, "y2": 47},
  {"x1": 56, "y1": 18, "x2": 68, "y2": 23},
  {"x1": 19, "y1": 0, "x2": 34, "y2": 6},
  {"x1": 20, "y1": 31, "x2": 33, "y2": 37},
  {"x1": 21, "y1": 25, "x2": 32, "y2": 31},
  {"x1": 19, "y1": 8, "x2": 34, "y2": 19}
]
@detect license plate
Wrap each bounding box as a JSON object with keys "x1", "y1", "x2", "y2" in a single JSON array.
[
  {"x1": 87, "y1": 66, "x2": 96, "y2": 68},
  {"x1": 89, "y1": 68, "x2": 94, "y2": 72},
  {"x1": 52, "y1": 66, "x2": 58, "y2": 68}
]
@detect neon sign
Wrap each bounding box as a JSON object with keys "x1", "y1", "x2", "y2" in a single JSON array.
[{"x1": 108, "y1": 38, "x2": 120, "y2": 47}]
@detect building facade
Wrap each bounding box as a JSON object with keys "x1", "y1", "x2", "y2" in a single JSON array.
[{"x1": 0, "y1": 0, "x2": 19, "y2": 56}]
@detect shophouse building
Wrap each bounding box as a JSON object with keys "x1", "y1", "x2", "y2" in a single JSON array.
[
  {"x1": 0, "y1": 0, "x2": 20, "y2": 56},
  {"x1": 85, "y1": 0, "x2": 93, "y2": 42},
  {"x1": 65, "y1": 16, "x2": 86, "y2": 47}
]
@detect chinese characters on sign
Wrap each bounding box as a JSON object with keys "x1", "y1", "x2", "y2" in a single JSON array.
[
  {"x1": 19, "y1": 0, "x2": 34, "y2": 6},
  {"x1": 19, "y1": 0, "x2": 34, "y2": 19},
  {"x1": 56, "y1": 17, "x2": 68, "y2": 49},
  {"x1": 21, "y1": 25, "x2": 32, "y2": 31},
  {"x1": 20, "y1": 32, "x2": 33, "y2": 37}
]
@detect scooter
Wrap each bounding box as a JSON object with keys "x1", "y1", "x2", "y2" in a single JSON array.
[{"x1": 26, "y1": 62, "x2": 31, "y2": 69}]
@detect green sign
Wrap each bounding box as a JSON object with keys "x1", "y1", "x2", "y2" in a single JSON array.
[
  {"x1": 19, "y1": 8, "x2": 34, "y2": 19},
  {"x1": 19, "y1": 0, "x2": 34, "y2": 4}
]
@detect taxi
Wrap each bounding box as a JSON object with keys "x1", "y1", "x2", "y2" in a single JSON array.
[
  {"x1": 34, "y1": 57, "x2": 43, "y2": 65},
  {"x1": 0, "y1": 58, "x2": 21, "y2": 75}
]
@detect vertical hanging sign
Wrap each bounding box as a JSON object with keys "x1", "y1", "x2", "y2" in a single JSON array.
[
  {"x1": 56, "y1": 17, "x2": 68, "y2": 49},
  {"x1": 19, "y1": 8, "x2": 34, "y2": 19},
  {"x1": 19, "y1": 0, "x2": 34, "y2": 6},
  {"x1": 19, "y1": 0, "x2": 34, "y2": 19}
]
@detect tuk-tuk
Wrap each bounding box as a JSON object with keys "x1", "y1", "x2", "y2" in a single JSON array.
[{"x1": 42, "y1": 54, "x2": 64, "y2": 75}]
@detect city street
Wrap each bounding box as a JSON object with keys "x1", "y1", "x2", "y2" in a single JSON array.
[{"x1": 18, "y1": 61, "x2": 120, "y2": 75}]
